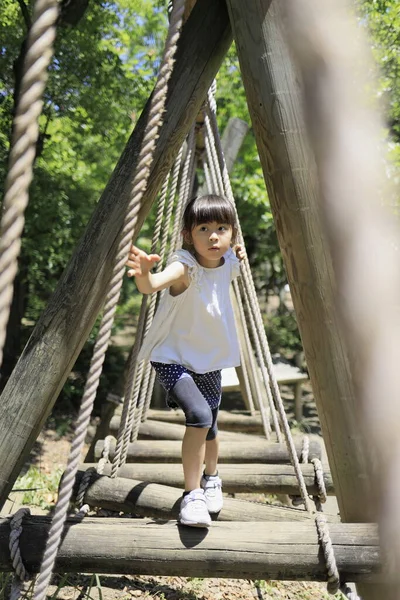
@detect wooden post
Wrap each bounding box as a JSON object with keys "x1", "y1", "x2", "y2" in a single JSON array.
[
  {"x1": 225, "y1": 3, "x2": 379, "y2": 597},
  {"x1": 225, "y1": 0, "x2": 369, "y2": 516},
  {"x1": 221, "y1": 117, "x2": 249, "y2": 173},
  {"x1": 0, "y1": 0, "x2": 232, "y2": 508}
]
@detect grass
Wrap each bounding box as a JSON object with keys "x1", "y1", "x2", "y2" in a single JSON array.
[{"x1": 12, "y1": 465, "x2": 63, "y2": 511}]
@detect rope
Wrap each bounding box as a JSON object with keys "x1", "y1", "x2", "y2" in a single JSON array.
[
  {"x1": 113, "y1": 142, "x2": 188, "y2": 467},
  {"x1": 141, "y1": 147, "x2": 185, "y2": 422},
  {"x1": 301, "y1": 435, "x2": 310, "y2": 463},
  {"x1": 112, "y1": 140, "x2": 186, "y2": 461},
  {"x1": 315, "y1": 514, "x2": 340, "y2": 594},
  {"x1": 32, "y1": 2, "x2": 186, "y2": 597},
  {"x1": 169, "y1": 125, "x2": 197, "y2": 255},
  {"x1": 9, "y1": 508, "x2": 31, "y2": 600},
  {"x1": 205, "y1": 89, "x2": 312, "y2": 511},
  {"x1": 0, "y1": 0, "x2": 59, "y2": 370},
  {"x1": 235, "y1": 278, "x2": 275, "y2": 438},
  {"x1": 232, "y1": 275, "x2": 269, "y2": 421}
]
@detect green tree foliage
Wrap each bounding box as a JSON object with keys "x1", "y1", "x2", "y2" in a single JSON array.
[
  {"x1": 0, "y1": 0, "x2": 168, "y2": 383},
  {"x1": 0, "y1": 0, "x2": 399, "y2": 391}
]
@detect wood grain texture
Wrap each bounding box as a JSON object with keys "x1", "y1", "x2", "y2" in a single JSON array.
[
  {"x1": 0, "y1": 0, "x2": 232, "y2": 508},
  {"x1": 109, "y1": 417, "x2": 265, "y2": 442},
  {"x1": 94, "y1": 438, "x2": 322, "y2": 464},
  {"x1": 0, "y1": 517, "x2": 380, "y2": 580},
  {"x1": 72, "y1": 471, "x2": 322, "y2": 522}
]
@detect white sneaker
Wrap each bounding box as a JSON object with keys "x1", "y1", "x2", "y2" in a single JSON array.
[
  {"x1": 179, "y1": 489, "x2": 211, "y2": 528},
  {"x1": 200, "y1": 473, "x2": 223, "y2": 513}
]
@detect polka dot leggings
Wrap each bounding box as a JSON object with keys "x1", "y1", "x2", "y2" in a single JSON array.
[{"x1": 151, "y1": 362, "x2": 222, "y2": 440}]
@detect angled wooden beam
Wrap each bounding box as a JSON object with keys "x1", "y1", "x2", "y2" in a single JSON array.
[
  {"x1": 225, "y1": 0, "x2": 369, "y2": 519},
  {"x1": 0, "y1": 0, "x2": 232, "y2": 508}
]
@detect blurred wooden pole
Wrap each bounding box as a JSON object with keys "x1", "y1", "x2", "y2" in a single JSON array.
[{"x1": 283, "y1": 0, "x2": 400, "y2": 597}]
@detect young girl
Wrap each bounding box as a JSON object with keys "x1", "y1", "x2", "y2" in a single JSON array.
[{"x1": 126, "y1": 194, "x2": 244, "y2": 528}]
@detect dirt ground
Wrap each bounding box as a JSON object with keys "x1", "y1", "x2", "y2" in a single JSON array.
[{"x1": 6, "y1": 383, "x2": 339, "y2": 600}]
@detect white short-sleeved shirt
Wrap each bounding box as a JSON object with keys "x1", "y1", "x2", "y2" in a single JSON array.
[{"x1": 137, "y1": 248, "x2": 241, "y2": 374}]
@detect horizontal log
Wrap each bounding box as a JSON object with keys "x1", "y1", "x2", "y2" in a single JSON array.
[
  {"x1": 80, "y1": 463, "x2": 334, "y2": 496},
  {"x1": 73, "y1": 471, "x2": 323, "y2": 522},
  {"x1": 110, "y1": 418, "x2": 265, "y2": 442},
  {"x1": 95, "y1": 438, "x2": 321, "y2": 464},
  {"x1": 145, "y1": 408, "x2": 276, "y2": 433},
  {"x1": 0, "y1": 517, "x2": 380, "y2": 580}
]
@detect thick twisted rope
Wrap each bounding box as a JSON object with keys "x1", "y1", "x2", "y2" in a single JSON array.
[
  {"x1": 141, "y1": 146, "x2": 185, "y2": 422},
  {"x1": 112, "y1": 141, "x2": 186, "y2": 462},
  {"x1": 169, "y1": 125, "x2": 197, "y2": 255},
  {"x1": 315, "y1": 513, "x2": 340, "y2": 594},
  {"x1": 115, "y1": 174, "x2": 172, "y2": 458},
  {"x1": 112, "y1": 141, "x2": 188, "y2": 468},
  {"x1": 205, "y1": 91, "x2": 313, "y2": 510},
  {"x1": 32, "y1": 3, "x2": 185, "y2": 597},
  {"x1": 234, "y1": 286, "x2": 267, "y2": 418},
  {"x1": 0, "y1": 0, "x2": 59, "y2": 370},
  {"x1": 9, "y1": 508, "x2": 31, "y2": 600}
]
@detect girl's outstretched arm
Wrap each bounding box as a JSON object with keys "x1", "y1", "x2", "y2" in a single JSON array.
[{"x1": 126, "y1": 245, "x2": 187, "y2": 294}]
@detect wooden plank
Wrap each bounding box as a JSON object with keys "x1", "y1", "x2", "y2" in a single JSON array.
[
  {"x1": 144, "y1": 408, "x2": 308, "y2": 434},
  {"x1": 80, "y1": 462, "x2": 334, "y2": 496},
  {"x1": 72, "y1": 471, "x2": 322, "y2": 522},
  {"x1": 221, "y1": 365, "x2": 308, "y2": 391},
  {"x1": 0, "y1": 517, "x2": 380, "y2": 580},
  {"x1": 94, "y1": 438, "x2": 322, "y2": 464},
  {"x1": 0, "y1": 0, "x2": 233, "y2": 509},
  {"x1": 108, "y1": 418, "x2": 264, "y2": 442}
]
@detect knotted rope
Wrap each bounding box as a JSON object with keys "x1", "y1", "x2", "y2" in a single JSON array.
[
  {"x1": 0, "y1": 0, "x2": 59, "y2": 370},
  {"x1": 32, "y1": 2, "x2": 186, "y2": 597}
]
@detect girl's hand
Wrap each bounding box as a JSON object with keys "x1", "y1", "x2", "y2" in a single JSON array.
[
  {"x1": 126, "y1": 245, "x2": 161, "y2": 278},
  {"x1": 233, "y1": 244, "x2": 246, "y2": 262}
]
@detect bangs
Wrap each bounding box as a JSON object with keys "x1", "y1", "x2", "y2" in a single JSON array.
[{"x1": 183, "y1": 195, "x2": 236, "y2": 230}]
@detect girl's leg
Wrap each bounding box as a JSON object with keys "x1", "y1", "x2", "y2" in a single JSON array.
[
  {"x1": 182, "y1": 427, "x2": 208, "y2": 491},
  {"x1": 170, "y1": 377, "x2": 213, "y2": 491},
  {"x1": 202, "y1": 407, "x2": 223, "y2": 513},
  {"x1": 205, "y1": 407, "x2": 220, "y2": 475},
  {"x1": 204, "y1": 436, "x2": 219, "y2": 476}
]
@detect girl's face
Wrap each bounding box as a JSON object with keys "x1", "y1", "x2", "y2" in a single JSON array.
[{"x1": 185, "y1": 220, "x2": 233, "y2": 268}]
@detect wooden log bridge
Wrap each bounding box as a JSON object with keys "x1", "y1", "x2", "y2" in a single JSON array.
[
  {"x1": 72, "y1": 472, "x2": 324, "y2": 522},
  {"x1": 0, "y1": 517, "x2": 379, "y2": 581},
  {"x1": 94, "y1": 439, "x2": 321, "y2": 464},
  {"x1": 80, "y1": 463, "x2": 334, "y2": 496}
]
